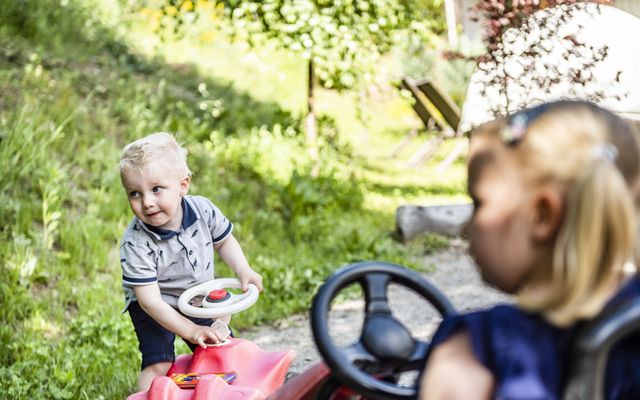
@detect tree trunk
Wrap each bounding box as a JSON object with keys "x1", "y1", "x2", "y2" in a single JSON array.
[{"x1": 305, "y1": 59, "x2": 319, "y2": 175}]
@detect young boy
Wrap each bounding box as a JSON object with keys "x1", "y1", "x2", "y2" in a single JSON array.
[{"x1": 118, "y1": 132, "x2": 263, "y2": 391}]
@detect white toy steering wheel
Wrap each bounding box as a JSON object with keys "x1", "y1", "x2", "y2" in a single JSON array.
[{"x1": 178, "y1": 278, "x2": 259, "y2": 318}]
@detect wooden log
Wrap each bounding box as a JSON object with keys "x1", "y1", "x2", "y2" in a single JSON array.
[{"x1": 395, "y1": 203, "x2": 473, "y2": 242}]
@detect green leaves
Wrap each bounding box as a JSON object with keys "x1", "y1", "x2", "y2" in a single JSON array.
[
  {"x1": 220, "y1": 0, "x2": 408, "y2": 89},
  {"x1": 158, "y1": 0, "x2": 443, "y2": 90}
]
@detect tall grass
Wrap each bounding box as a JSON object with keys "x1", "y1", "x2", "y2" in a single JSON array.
[{"x1": 0, "y1": 1, "x2": 462, "y2": 398}]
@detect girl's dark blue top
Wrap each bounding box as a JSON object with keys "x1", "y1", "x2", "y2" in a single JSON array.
[{"x1": 427, "y1": 276, "x2": 640, "y2": 400}]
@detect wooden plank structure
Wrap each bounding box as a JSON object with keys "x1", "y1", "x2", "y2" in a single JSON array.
[
  {"x1": 397, "y1": 76, "x2": 466, "y2": 169},
  {"x1": 402, "y1": 77, "x2": 446, "y2": 133},
  {"x1": 411, "y1": 77, "x2": 461, "y2": 133}
]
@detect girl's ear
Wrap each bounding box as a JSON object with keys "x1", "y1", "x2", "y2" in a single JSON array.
[
  {"x1": 532, "y1": 188, "x2": 564, "y2": 242},
  {"x1": 180, "y1": 175, "x2": 191, "y2": 197}
]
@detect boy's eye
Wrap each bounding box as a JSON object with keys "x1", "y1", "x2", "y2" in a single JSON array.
[
  {"x1": 152, "y1": 186, "x2": 162, "y2": 193},
  {"x1": 129, "y1": 191, "x2": 140, "y2": 198}
]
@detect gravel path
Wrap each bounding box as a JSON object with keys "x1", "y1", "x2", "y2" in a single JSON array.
[{"x1": 242, "y1": 238, "x2": 511, "y2": 374}]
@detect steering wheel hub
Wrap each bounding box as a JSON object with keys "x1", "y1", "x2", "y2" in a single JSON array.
[
  {"x1": 178, "y1": 278, "x2": 259, "y2": 318},
  {"x1": 206, "y1": 289, "x2": 231, "y2": 304},
  {"x1": 362, "y1": 315, "x2": 415, "y2": 361}
]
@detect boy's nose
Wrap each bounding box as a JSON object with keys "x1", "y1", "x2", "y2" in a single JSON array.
[{"x1": 142, "y1": 195, "x2": 154, "y2": 208}]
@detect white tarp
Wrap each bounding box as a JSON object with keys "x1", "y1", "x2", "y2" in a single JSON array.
[{"x1": 459, "y1": 3, "x2": 640, "y2": 134}]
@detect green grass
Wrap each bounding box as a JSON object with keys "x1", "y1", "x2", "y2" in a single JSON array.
[{"x1": 0, "y1": 1, "x2": 465, "y2": 398}]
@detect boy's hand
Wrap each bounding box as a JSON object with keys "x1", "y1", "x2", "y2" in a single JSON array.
[
  {"x1": 238, "y1": 269, "x2": 264, "y2": 292},
  {"x1": 189, "y1": 324, "x2": 227, "y2": 348},
  {"x1": 216, "y1": 234, "x2": 263, "y2": 292}
]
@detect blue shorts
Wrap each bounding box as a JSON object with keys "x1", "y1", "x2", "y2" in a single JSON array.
[{"x1": 127, "y1": 301, "x2": 216, "y2": 370}]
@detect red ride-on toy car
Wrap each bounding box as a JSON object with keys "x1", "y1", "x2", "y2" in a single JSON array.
[
  {"x1": 128, "y1": 262, "x2": 640, "y2": 400},
  {"x1": 127, "y1": 278, "x2": 296, "y2": 400}
]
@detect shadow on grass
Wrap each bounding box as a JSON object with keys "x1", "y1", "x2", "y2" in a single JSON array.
[{"x1": 0, "y1": 2, "x2": 302, "y2": 143}]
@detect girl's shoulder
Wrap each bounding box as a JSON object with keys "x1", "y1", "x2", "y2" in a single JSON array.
[
  {"x1": 431, "y1": 303, "x2": 562, "y2": 362},
  {"x1": 429, "y1": 305, "x2": 571, "y2": 399},
  {"x1": 427, "y1": 276, "x2": 640, "y2": 399},
  {"x1": 432, "y1": 274, "x2": 640, "y2": 356},
  {"x1": 434, "y1": 303, "x2": 555, "y2": 340}
]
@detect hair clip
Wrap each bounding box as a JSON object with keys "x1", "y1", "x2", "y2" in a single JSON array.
[
  {"x1": 502, "y1": 103, "x2": 551, "y2": 146},
  {"x1": 501, "y1": 114, "x2": 528, "y2": 146},
  {"x1": 591, "y1": 143, "x2": 618, "y2": 163}
]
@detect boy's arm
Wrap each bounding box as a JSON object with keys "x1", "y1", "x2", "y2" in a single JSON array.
[
  {"x1": 133, "y1": 283, "x2": 226, "y2": 347},
  {"x1": 215, "y1": 234, "x2": 263, "y2": 292}
]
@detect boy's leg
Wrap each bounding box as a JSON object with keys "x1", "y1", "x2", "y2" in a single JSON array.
[
  {"x1": 138, "y1": 362, "x2": 172, "y2": 392},
  {"x1": 127, "y1": 301, "x2": 177, "y2": 391}
]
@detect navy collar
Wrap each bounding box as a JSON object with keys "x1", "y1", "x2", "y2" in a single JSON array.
[{"x1": 144, "y1": 197, "x2": 198, "y2": 240}]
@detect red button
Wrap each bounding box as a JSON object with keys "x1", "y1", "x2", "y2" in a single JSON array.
[{"x1": 208, "y1": 289, "x2": 229, "y2": 301}]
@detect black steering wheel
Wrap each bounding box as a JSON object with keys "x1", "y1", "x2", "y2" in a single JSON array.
[{"x1": 311, "y1": 261, "x2": 456, "y2": 400}]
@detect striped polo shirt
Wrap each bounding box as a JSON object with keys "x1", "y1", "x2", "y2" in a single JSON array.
[{"x1": 120, "y1": 195, "x2": 233, "y2": 311}]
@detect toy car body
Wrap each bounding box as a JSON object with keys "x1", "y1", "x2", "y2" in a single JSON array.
[
  {"x1": 127, "y1": 262, "x2": 640, "y2": 400},
  {"x1": 127, "y1": 338, "x2": 295, "y2": 399}
]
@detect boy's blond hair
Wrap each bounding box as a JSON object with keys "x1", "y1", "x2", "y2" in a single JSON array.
[
  {"x1": 119, "y1": 132, "x2": 191, "y2": 178},
  {"x1": 474, "y1": 101, "x2": 640, "y2": 326}
]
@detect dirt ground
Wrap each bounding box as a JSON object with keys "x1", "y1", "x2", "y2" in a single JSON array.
[{"x1": 242, "y1": 238, "x2": 511, "y2": 374}]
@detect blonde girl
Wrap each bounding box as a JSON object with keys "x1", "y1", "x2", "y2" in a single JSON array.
[{"x1": 419, "y1": 100, "x2": 640, "y2": 399}]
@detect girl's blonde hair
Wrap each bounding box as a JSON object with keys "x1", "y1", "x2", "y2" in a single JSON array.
[
  {"x1": 474, "y1": 100, "x2": 640, "y2": 326},
  {"x1": 119, "y1": 132, "x2": 191, "y2": 178}
]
